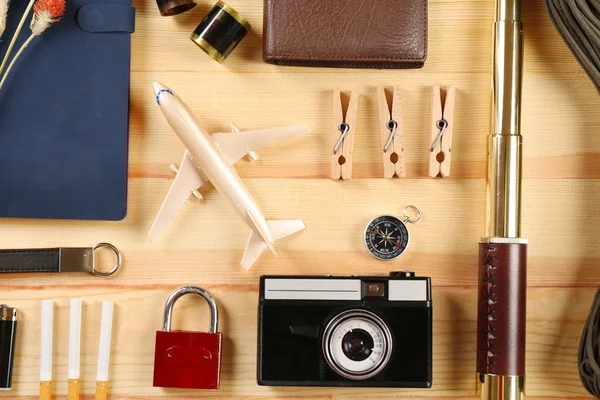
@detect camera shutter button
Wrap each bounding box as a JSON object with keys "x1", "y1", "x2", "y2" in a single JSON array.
[{"x1": 390, "y1": 271, "x2": 415, "y2": 278}]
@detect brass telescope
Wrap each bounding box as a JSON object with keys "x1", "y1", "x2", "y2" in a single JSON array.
[{"x1": 476, "y1": 0, "x2": 526, "y2": 398}]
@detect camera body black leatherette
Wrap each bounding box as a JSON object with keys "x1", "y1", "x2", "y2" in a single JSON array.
[{"x1": 257, "y1": 272, "x2": 433, "y2": 387}]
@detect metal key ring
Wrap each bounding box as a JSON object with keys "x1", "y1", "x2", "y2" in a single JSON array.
[
  {"x1": 92, "y1": 243, "x2": 122, "y2": 277},
  {"x1": 403, "y1": 205, "x2": 422, "y2": 224}
]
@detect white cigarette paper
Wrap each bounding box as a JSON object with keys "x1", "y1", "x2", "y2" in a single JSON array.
[
  {"x1": 96, "y1": 301, "x2": 114, "y2": 382},
  {"x1": 40, "y1": 300, "x2": 54, "y2": 382},
  {"x1": 68, "y1": 299, "x2": 82, "y2": 380}
]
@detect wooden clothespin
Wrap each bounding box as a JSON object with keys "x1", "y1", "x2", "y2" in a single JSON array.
[
  {"x1": 377, "y1": 86, "x2": 406, "y2": 178},
  {"x1": 332, "y1": 89, "x2": 359, "y2": 180},
  {"x1": 429, "y1": 85, "x2": 456, "y2": 178}
]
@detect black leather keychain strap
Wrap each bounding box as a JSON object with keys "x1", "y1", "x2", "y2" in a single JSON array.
[
  {"x1": 0, "y1": 244, "x2": 122, "y2": 276},
  {"x1": 0, "y1": 247, "x2": 99, "y2": 274},
  {"x1": 0, "y1": 248, "x2": 61, "y2": 273}
]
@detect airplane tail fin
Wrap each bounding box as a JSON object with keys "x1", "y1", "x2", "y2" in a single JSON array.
[{"x1": 241, "y1": 220, "x2": 305, "y2": 271}]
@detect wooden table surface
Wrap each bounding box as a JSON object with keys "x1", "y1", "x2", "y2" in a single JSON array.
[{"x1": 2, "y1": 0, "x2": 600, "y2": 398}]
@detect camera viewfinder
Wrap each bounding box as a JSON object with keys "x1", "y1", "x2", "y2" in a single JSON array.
[{"x1": 364, "y1": 282, "x2": 385, "y2": 297}]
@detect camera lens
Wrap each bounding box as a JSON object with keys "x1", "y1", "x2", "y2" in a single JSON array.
[
  {"x1": 322, "y1": 309, "x2": 393, "y2": 381},
  {"x1": 342, "y1": 329, "x2": 374, "y2": 361}
]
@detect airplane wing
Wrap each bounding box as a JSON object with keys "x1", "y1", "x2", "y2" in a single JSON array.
[
  {"x1": 149, "y1": 150, "x2": 207, "y2": 243},
  {"x1": 241, "y1": 220, "x2": 305, "y2": 271},
  {"x1": 211, "y1": 124, "x2": 310, "y2": 164}
]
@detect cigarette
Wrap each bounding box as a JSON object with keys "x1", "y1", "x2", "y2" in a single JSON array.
[
  {"x1": 68, "y1": 299, "x2": 82, "y2": 400},
  {"x1": 40, "y1": 300, "x2": 54, "y2": 400},
  {"x1": 95, "y1": 301, "x2": 114, "y2": 400}
]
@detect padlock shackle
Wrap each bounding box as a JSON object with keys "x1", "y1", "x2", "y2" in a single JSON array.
[{"x1": 162, "y1": 286, "x2": 218, "y2": 333}]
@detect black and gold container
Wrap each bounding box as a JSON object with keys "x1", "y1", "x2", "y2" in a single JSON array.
[
  {"x1": 156, "y1": 0, "x2": 196, "y2": 17},
  {"x1": 190, "y1": 1, "x2": 250, "y2": 63}
]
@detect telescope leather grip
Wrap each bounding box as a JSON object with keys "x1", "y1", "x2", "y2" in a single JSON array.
[{"x1": 476, "y1": 241, "x2": 527, "y2": 376}]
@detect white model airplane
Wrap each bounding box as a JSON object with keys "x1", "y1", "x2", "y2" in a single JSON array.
[{"x1": 150, "y1": 82, "x2": 309, "y2": 270}]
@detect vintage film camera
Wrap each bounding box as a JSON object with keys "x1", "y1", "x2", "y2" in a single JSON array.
[{"x1": 257, "y1": 271, "x2": 432, "y2": 387}]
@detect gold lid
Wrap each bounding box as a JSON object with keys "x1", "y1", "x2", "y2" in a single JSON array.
[
  {"x1": 158, "y1": 0, "x2": 196, "y2": 16},
  {"x1": 215, "y1": 1, "x2": 251, "y2": 30},
  {"x1": 190, "y1": 34, "x2": 226, "y2": 64},
  {"x1": 0, "y1": 305, "x2": 17, "y2": 321}
]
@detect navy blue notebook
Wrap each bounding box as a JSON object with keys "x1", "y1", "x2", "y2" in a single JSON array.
[{"x1": 0, "y1": 0, "x2": 135, "y2": 220}]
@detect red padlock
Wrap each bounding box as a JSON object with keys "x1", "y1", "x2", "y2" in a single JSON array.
[{"x1": 153, "y1": 286, "x2": 222, "y2": 389}]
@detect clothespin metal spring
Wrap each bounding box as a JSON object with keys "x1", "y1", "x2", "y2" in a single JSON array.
[
  {"x1": 383, "y1": 120, "x2": 397, "y2": 153},
  {"x1": 333, "y1": 122, "x2": 349, "y2": 155},
  {"x1": 430, "y1": 119, "x2": 448, "y2": 152}
]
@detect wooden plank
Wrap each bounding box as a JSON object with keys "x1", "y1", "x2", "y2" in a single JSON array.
[
  {"x1": 130, "y1": 0, "x2": 495, "y2": 74},
  {"x1": 126, "y1": 70, "x2": 600, "y2": 181},
  {"x1": 2, "y1": 179, "x2": 600, "y2": 287},
  {"x1": 1, "y1": 0, "x2": 600, "y2": 397},
  {"x1": 0, "y1": 286, "x2": 593, "y2": 398}
]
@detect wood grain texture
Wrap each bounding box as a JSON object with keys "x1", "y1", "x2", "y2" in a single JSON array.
[
  {"x1": 1, "y1": 0, "x2": 600, "y2": 398},
  {"x1": 0, "y1": 287, "x2": 595, "y2": 398}
]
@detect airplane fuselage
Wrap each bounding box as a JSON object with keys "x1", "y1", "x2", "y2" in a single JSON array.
[{"x1": 156, "y1": 86, "x2": 275, "y2": 249}]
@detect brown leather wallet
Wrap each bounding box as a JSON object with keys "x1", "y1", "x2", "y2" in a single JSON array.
[{"x1": 263, "y1": 0, "x2": 428, "y2": 69}]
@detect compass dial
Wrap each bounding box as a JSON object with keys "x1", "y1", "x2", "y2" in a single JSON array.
[{"x1": 364, "y1": 215, "x2": 410, "y2": 260}]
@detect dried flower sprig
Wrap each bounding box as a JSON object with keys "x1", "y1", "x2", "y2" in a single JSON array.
[
  {"x1": 31, "y1": 0, "x2": 65, "y2": 34},
  {"x1": 0, "y1": 0, "x2": 9, "y2": 38},
  {"x1": 0, "y1": 0, "x2": 65, "y2": 91},
  {"x1": 0, "y1": 0, "x2": 36, "y2": 77}
]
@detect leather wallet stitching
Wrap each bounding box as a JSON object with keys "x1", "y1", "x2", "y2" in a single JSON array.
[
  {"x1": 265, "y1": 55, "x2": 426, "y2": 62},
  {"x1": 0, "y1": 268, "x2": 56, "y2": 272},
  {"x1": 263, "y1": 0, "x2": 428, "y2": 63},
  {"x1": 0, "y1": 250, "x2": 57, "y2": 255},
  {"x1": 0, "y1": 250, "x2": 58, "y2": 272},
  {"x1": 482, "y1": 244, "x2": 497, "y2": 375}
]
